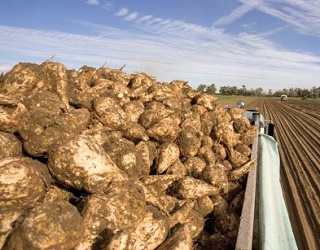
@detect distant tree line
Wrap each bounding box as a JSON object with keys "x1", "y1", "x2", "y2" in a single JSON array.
[
  {"x1": 197, "y1": 83, "x2": 320, "y2": 98},
  {"x1": 273, "y1": 87, "x2": 320, "y2": 98},
  {"x1": 1, "y1": 71, "x2": 319, "y2": 98}
]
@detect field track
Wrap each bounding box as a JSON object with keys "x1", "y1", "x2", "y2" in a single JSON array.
[{"x1": 247, "y1": 98, "x2": 320, "y2": 250}]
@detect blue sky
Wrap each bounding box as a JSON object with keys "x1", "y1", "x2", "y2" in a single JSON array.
[{"x1": 0, "y1": 0, "x2": 319, "y2": 91}]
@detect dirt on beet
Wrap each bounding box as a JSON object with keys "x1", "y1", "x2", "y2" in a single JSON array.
[{"x1": 0, "y1": 61, "x2": 258, "y2": 249}]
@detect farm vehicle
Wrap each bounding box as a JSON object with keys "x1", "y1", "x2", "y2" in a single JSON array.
[
  {"x1": 234, "y1": 101, "x2": 297, "y2": 250},
  {"x1": 0, "y1": 61, "x2": 299, "y2": 249}
]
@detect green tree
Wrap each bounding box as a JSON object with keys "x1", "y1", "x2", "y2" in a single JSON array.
[
  {"x1": 288, "y1": 88, "x2": 296, "y2": 97},
  {"x1": 296, "y1": 88, "x2": 302, "y2": 97},
  {"x1": 206, "y1": 83, "x2": 216, "y2": 94},
  {"x1": 238, "y1": 85, "x2": 247, "y2": 96},
  {"x1": 300, "y1": 89, "x2": 310, "y2": 98},
  {"x1": 197, "y1": 84, "x2": 206, "y2": 92},
  {"x1": 255, "y1": 87, "x2": 263, "y2": 96},
  {"x1": 282, "y1": 88, "x2": 289, "y2": 96},
  {"x1": 230, "y1": 86, "x2": 238, "y2": 95},
  {"x1": 219, "y1": 86, "x2": 231, "y2": 95},
  {"x1": 310, "y1": 86, "x2": 320, "y2": 98}
]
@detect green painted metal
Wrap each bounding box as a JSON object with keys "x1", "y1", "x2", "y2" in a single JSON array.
[{"x1": 259, "y1": 134, "x2": 298, "y2": 250}]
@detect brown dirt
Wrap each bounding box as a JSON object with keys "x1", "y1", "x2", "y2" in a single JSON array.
[
  {"x1": 247, "y1": 98, "x2": 320, "y2": 250},
  {"x1": 0, "y1": 62, "x2": 256, "y2": 249}
]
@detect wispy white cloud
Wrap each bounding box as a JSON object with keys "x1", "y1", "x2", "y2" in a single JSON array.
[
  {"x1": 86, "y1": 0, "x2": 99, "y2": 6},
  {"x1": 257, "y1": 25, "x2": 289, "y2": 37},
  {"x1": 241, "y1": 23, "x2": 256, "y2": 30},
  {"x1": 124, "y1": 12, "x2": 138, "y2": 21},
  {"x1": 117, "y1": 8, "x2": 211, "y2": 35},
  {"x1": 115, "y1": 8, "x2": 128, "y2": 17},
  {"x1": 2, "y1": 21, "x2": 319, "y2": 91},
  {"x1": 137, "y1": 15, "x2": 151, "y2": 23},
  {"x1": 147, "y1": 17, "x2": 164, "y2": 25},
  {"x1": 1, "y1": 4, "x2": 320, "y2": 91},
  {"x1": 216, "y1": 0, "x2": 320, "y2": 37},
  {"x1": 213, "y1": 0, "x2": 263, "y2": 27},
  {"x1": 255, "y1": 0, "x2": 320, "y2": 36}
]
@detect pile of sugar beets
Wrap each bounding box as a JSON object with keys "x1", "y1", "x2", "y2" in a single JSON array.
[{"x1": 0, "y1": 61, "x2": 257, "y2": 250}]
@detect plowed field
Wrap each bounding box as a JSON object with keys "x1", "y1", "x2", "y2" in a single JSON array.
[{"x1": 247, "y1": 98, "x2": 320, "y2": 250}]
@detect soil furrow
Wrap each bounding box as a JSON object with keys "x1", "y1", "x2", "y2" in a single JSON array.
[
  {"x1": 271, "y1": 101, "x2": 320, "y2": 175},
  {"x1": 271, "y1": 103, "x2": 319, "y2": 217},
  {"x1": 246, "y1": 98, "x2": 320, "y2": 250}
]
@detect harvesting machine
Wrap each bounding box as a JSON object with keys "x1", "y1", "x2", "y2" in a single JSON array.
[{"x1": 234, "y1": 101, "x2": 297, "y2": 250}]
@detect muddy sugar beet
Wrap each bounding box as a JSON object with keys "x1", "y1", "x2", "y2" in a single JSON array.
[{"x1": 0, "y1": 61, "x2": 257, "y2": 249}]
